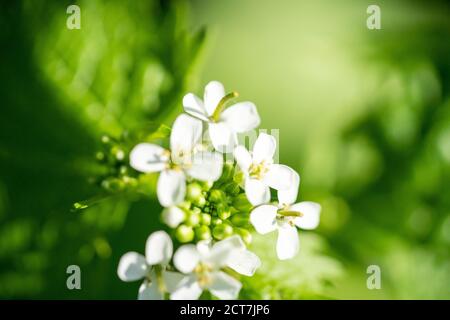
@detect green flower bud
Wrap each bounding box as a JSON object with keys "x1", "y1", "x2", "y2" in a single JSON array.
[
  {"x1": 219, "y1": 162, "x2": 235, "y2": 182},
  {"x1": 209, "y1": 189, "x2": 226, "y2": 203},
  {"x1": 119, "y1": 166, "x2": 128, "y2": 175},
  {"x1": 95, "y1": 151, "x2": 105, "y2": 162},
  {"x1": 175, "y1": 225, "x2": 194, "y2": 243},
  {"x1": 186, "y1": 183, "x2": 202, "y2": 201},
  {"x1": 111, "y1": 146, "x2": 125, "y2": 161},
  {"x1": 232, "y1": 193, "x2": 253, "y2": 212},
  {"x1": 186, "y1": 211, "x2": 201, "y2": 227},
  {"x1": 101, "y1": 178, "x2": 124, "y2": 192},
  {"x1": 230, "y1": 213, "x2": 250, "y2": 227},
  {"x1": 122, "y1": 176, "x2": 138, "y2": 188},
  {"x1": 211, "y1": 217, "x2": 223, "y2": 225},
  {"x1": 212, "y1": 224, "x2": 233, "y2": 240},
  {"x1": 224, "y1": 182, "x2": 240, "y2": 196},
  {"x1": 193, "y1": 195, "x2": 206, "y2": 208},
  {"x1": 200, "y1": 213, "x2": 212, "y2": 226},
  {"x1": 233, "y1": 170, "x2": 245, "y2": 184},
  {"x1": 178, "y1": 201, "x2": 191, "y2": 210},
  {"x1": 235, "y1": 228, "x2": 252, "y2": 245},
  {"x1": 101, "y1": 135, "x2": 111, "y2": 144},
  {"x1": 218, "y1": 207, "x2": 231, "y2": 220},
  {"x1": 195, "y1": 225, "x2": 212, "y2": 240},
  {"x1": 200, "y1": 181, "x2": 214, "y2": 191}
]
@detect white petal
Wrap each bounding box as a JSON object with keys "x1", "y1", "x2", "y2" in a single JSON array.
[
  {"x1": 186, "y1": 151, "x2": 223, "y2": 181},
  {"x1": 157, "y1": 169, "x2": 186, "y2": 207},
  {"x1": 278, "y1": 170, "x2": 300, "y2": 206},
  {"x1": 138, "y1": 281, "x2": 163, "y2": 300},
  {"x1": 208, "y1": 122, "x2": 236, "y2": 153},
  {"x1": 263, "y1": 164, "x2": 297, "y2": 191},
  {"x1": 183, "y1": 93, "x2": 209, "y2": 121},
  {"x1": 208, "y1": 271, "x2": 242, "y2": 300},
  {"x1": 117, "y1": 252, "x2": 147, "y2": 282},
  {"x1": 252, "y1": 133, "x2": 276, "y2": 163},
  {"x1": 234, "y1": 145, "x2": 252, "y2": 172},
  {"x1": 163, "y1": 271, "x2": 186, "y2": 293},
  {"x1": 129, "y1": 143, "x2": 168, "y2": 173},
  {"x1": 170, "y1": 114, "x2": 202, "y2": 160},
  {"x1": 221, "y1": 102, "x2": 260, "y2": 133},
  {"x1": 276, "y1": 224, "x2": 299, "y2": 260},
  {"x1": 170, "y1": 275, "x2": 203, "y2": 300},
  {"x1": 196, "y1": 240, "x2": 212, "y2": 259},
  {"x1": 204, "y1": 81, "x2": 225, "y2": 116},
  {"x1": 145, "y1": 230, "x2": 173, "y2": 266},
  {"x1": 205, "y1": 236, "x2": 244, "y2": 268},
  {"x1": 162, "y1": 206, "x2": 185, "y2": 228},
  {"x1": 249, "y1": 204, "x2": 277, "y2": 234},
  {"x1": 245, "y1": 178, "x2": 271, "y2": 206},
  {"x1": 227, "y1": 250, "x2": 261, "y2": 276},
  {"x1": 173, "y1": 244, "x2": 200, "y2": 274},
  {"x1": 213, "y1": 235, "x2": 246, "y2": 251},
  {"x1": 291, "y1": 201, "x2": 321, "y2": 230}
]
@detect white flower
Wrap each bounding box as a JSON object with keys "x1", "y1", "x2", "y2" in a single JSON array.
[
  {"x1": 249, "y1": 172, "x2": 321, "y2": 260},
  {"x1": 234, "y1": 133, "x2": 298, "y2": 206},
  {"x1": 129, "y1": 114, "x2": 223, "y2": 207},
  {"x1": 170, "y1": 235, "x2": 261, "y2": 300},
  {"x1": 183, "y1": 81, "x2": 260, "y2": 153},
  {"x1": 117, "y1": 231, "x2": 184, "y2": 300}
]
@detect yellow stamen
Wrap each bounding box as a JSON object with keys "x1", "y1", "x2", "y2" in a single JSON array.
[{"x1": 249, "y1": 161, "x2": 270, "y2": 180}]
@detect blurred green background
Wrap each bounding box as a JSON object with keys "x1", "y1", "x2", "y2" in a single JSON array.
[{"x1": 0, "y1": 0, "x2": 449, "y2": 299}]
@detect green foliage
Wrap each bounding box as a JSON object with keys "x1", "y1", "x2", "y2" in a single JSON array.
[
  {"x1": 241, "y1": 233, "x2": 343, "y2": 299},
  {"x1": 0, "y1": 0, "x2": 205, "y2": 298}
]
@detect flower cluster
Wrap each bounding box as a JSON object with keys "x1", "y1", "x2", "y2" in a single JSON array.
[{"x1": 118, "y1": 81, "x2": 321, "y2": 299}]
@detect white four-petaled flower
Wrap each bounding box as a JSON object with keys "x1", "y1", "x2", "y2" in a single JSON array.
[
  {"x1": 117, "y1": 231, "x2": 184, "y2": 299},
  {"x1": 249, "y1": 172, "x2": 321, "y2": 260},
  {"x1": 234, "y1": 133, "x2": 297, "y2": 206},
  {"x1": 130, "y1": 114, "x2": 223, "y2": 207},
  {"x1": 170, "y1": 235, "x2": 261, "y2": 300},
  {"x1": 183, "y1": 81, "x2": 260, "y2": 153}
]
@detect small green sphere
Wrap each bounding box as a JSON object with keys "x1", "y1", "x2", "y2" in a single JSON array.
[
  {"x1": 200, "y1": 213, "x2": 212, "y2": 226},
  {"x1": 200, "y1": 181, "x2": 214, "y2": 191},
  {"x1": 185, "y1": 212, "x2": 201, "y2": 226},
  {"x1": 195, "y1": 225, "x2": 212, "y2": 240},
  {"x1": 212, "y1": 224, "x2": 233, "y2": 240},
  {"x1": 193, "y1": 196, "x2": 207, "y2": 208},
  {"x1": 187, "y1": 183, "x2": 202, "y2": 201},
  {"x1": 178, "y1": 201, "x2": 191, "y2": 210},
  {"x1": 218, "y1": 209, "x2": 231, "y2": 220},
  {"x1": 175, "y1": 225, "x2": 194, "y2": 243},
  {"x1": 211, "y1": 217, "x2": 223, "y2": 226},
  {"x1": 191, "y1": 207, "x2": 201, "y2": 215},
  {"x1": 209, "y1": 189, "x2": 225, "y2": 203}
]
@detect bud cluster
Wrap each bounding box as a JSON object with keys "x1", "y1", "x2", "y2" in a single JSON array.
[
  {"x1": 172, "y1": 163, "x2": 253, "y2": 245},
  {"x1": 94, "y1": 134, "x2": 138, "y2": 193}
]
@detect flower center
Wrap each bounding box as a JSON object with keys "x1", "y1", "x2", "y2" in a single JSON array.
[
  {"x1": 277, "y1": 205, "x2": 303, "y2": 227},
  {"x1": 249, "y1": 161, "x2": 270, "y2": 180},
  {"x1": 194, "y1": 262, "x2": 214, "y2": 288},
  {"x1": 144, "y1": 265, "x2": 166, "y2": 293},
  {"x1": 170, "y1": 149, "x2": 193, "y2": 170}
]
